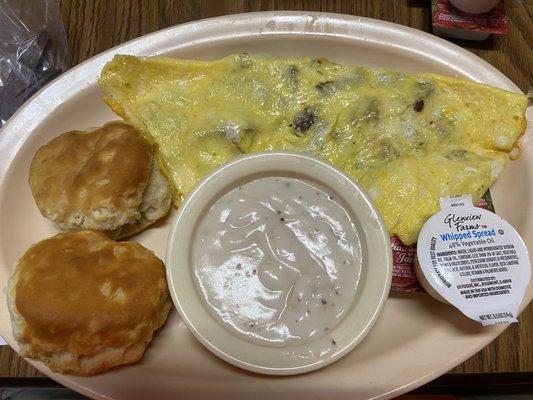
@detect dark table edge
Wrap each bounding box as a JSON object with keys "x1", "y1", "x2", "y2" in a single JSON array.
[
  {"x1": 0, "y1": 373, "x2": 532, "y2": 394},
  {"x1": 415, "y1": 372, "x2": 533, "y2": 394}
]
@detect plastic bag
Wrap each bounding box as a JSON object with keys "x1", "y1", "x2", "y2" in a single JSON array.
[{"x1": 0, "y1": 0, "x2": 71, "y2": 126}]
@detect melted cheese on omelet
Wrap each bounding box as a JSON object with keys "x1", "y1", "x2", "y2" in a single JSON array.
[{"x1": 99, "y1": 54, "x2": 527, "y2": 244}]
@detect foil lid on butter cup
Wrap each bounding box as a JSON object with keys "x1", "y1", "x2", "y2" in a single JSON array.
[{"x1": 416, "y1": 195, "x2": 530, "y2": 326}]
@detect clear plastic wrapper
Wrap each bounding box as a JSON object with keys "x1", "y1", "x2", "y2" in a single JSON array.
[{"x1": 0, "y1": 0, "x2": 70, "y2": 126}]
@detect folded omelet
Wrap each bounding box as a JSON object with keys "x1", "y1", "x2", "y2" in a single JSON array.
[{"x1": 99, "y1": 54, "x2": 527, "y2": 244}]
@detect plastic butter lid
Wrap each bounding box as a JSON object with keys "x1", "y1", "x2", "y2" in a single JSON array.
[{"x1": 416, "y1": 195, "x2": 531, "y2": 326}]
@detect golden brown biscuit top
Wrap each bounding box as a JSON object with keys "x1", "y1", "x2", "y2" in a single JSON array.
[
  {"x1": 14, "y1": 231, "x2": 169, "y2": 353},
  {"x1": 29, "y1": 121, "x2": 152, "y2": 222}
]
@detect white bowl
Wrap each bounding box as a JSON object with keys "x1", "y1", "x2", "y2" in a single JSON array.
[{"x1": 165, "y1": 152, "x2": 392, "y2": 375}]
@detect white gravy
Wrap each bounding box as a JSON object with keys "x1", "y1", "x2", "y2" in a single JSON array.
[{"x1": 192, "y1": 177, "x2": 362, "y2": 347}]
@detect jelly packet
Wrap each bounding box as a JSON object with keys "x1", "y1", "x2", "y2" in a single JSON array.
[
  {"x1": 431, "y1": 0, "x2": 508, "y2": 41},
  {"x1": 415, "y1": 195, "x2": 530, "y2": 325}
]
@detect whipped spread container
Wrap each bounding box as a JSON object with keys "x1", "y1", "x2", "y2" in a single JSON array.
[{"x1": 415, "y1": 195, "x2": 530, "y2": 325}]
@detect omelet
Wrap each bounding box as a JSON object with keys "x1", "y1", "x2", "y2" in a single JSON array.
[{"x1": 99, "y1": 54, "x2": 527, "y2": 244}]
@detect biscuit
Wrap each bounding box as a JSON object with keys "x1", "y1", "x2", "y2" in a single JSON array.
[
  {"x1": 7, "y1": 231, "x2": 172, "y2": 376},
  {"x1": 29, "y1": 121, "x2": 171, "y2": 238},
  {"x1": 106, "y1": 158, "x2": 171, "y2": 238}
]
